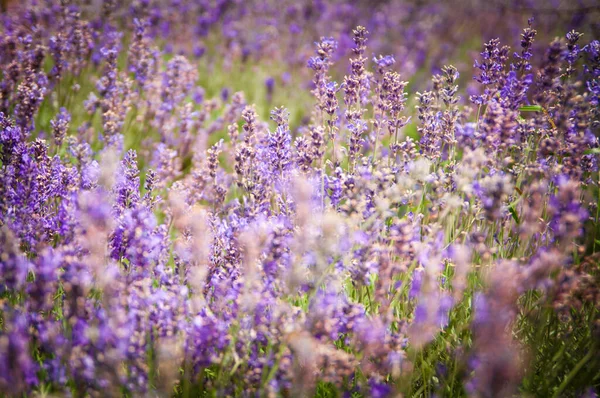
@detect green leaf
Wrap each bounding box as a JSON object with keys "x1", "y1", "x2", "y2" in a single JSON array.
[
  {"x1": 518, "y1": 105, "x2": 543, "y2": 112},
  {"x1": 583, "y1": 148, "x2": 600, "y2": 155},
  {"x1": 508, "y1": 205, "x2": 521, "y2": 224}
]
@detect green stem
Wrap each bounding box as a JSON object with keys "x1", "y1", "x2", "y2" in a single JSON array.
[{"x1": 551, "y1": 348, "x2": 595, "y2": 398}]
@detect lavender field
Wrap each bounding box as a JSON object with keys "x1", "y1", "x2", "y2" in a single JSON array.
[{"x1": 1, "y1": 1, "x2": 600, "y2": 396}]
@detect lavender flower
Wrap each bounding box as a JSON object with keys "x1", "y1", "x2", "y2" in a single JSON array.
[
  {"x1": 114, "y1": 149, "x2": 141, "y2": 213},
  {"x1": 0, "y1": 226, "x2": 29, "y2": 294},
  {"x1": 548, "y1": 175, "x2": 588, "y2": 247},
  {"x1": 0, "y1": 10, "x2": 598, "y2": 397},
  {"x1": 471, "y1": 38, "x2": 509, "y2": 104},
  {"x1": 0, "y1": 309, "x2": 38, "y2": 394},
  {"x1": 512, "y1": 18, "x2": 537, "y2": 73},
  {"x1": 50, "y1": 107, "x2": 71, "y2": 147}
]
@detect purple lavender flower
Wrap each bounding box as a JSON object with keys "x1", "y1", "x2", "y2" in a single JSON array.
[
  {"x1": 27, "y1": 248, "x2": 61, "y2": 313},
  {"x1": 0, "y1": 9, "x2": 598, "y2": 397},
  {"x1": 512, "y1": 18, "x2": 537, "y2": 73},
  {"x1": 373, "y1": 54, "x2": 396, "y2": 73},
  {"x1": 548, "y1": 175, "x2": 588, "y2": 246},
  {"x1": 369, "y1": 378, "x2": 392, "y2": 398},
  {"x1": 471, "y1": 38, "x2": 509, "y2": 104},
  {"x1": 0, "y1": 226, "x2": 29, "y2": 294},
  {"x1": 50, "y1": 107, "x2": 71, "y2": 147},
  {"x1": 263, "y1": 108, "x2": 293, "y2": 179},
  {"x1": 110, "y1": 206, "x2": 163, "y2": 272},
  {"x1": 113, "y1": 149, "x2": 141, "y2": 213},
  {"x1": 128, "y1": 18, "x2": 157, "y2": 87},
  {"x1": 565, "y1": 30, "x2": 584, "y2": 76},
  {"x1": 0, "y1": 309, "x2": 38, "y2": 394},
  {"x1": 14, "y1": 65, "x2": 48, "y2": 132},
  {"x1": 265, "y1": 77, "x2": 275, "y2": 103}
]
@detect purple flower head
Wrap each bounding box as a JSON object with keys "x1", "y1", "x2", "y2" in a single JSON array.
[
  {"x1": 81, "y1": 160, "x2": 100, "y2": 190},
  {"x1": 437, "y1": 294, "x2": 453, "y2": 327},
  {"x1": 548, "y1": 175, "x2": 588, "y2": 245},
  {"x1": 409, "y1": 268, "x2": 423, "y2": 299},
  {"x1": 265, "y1": 77, "x2": 275, "y2": 102},
  {"x1": 585, "y1": 40, "x2": 600, "y2": 106},
  {"x1": 151, "y1": 143, "x2": 181, "y2": 190},
  {"x1": 128, "y1": 18, "x2": 157, "y2": 86},
  {"x1": 373, "y1": 54, "x2": 395, "y2": 68},
  {"x1": 14, "y1": 67, "x2": 48, "y2": 132},
  {"x1": 473, "y1": 292, "x2": 490, "y2": 327},
  {"x1": 373, "y1": 54, "x2": 396, "y2": 74},
  {"x1": 316, "y1": 37, "x2": 337, "y2": 60},
  {"x1": 471, "y1": 38, "x2": 509, "y2": 103},
  {"x1": 369, "y1": 379, "x2": 392, "y2": 398},
  {"x1": 264, "y1": 122, "x2": 292, "y2": 180},
  {"x1": 500, "y1": 70, "x2": 533, "y2": 110},
  {"x1": 221, "y1": 87, "x2": 230, "y2": 102},
  {"x1": 321, "y1": 81, "x2": 340, "y2": 116},
  {"x1": 473, "y1": 38, "x2": 507, "y2": 85},
  {"x1": 0, "y1": 226, "x2": 30, "y2": 293},
  {"x1": 585, "y1": 40, "x2": 600, "y2": 77},
  {"x1": 265, "y1": 76, "x2": 275, "y2": 93},
  {"x1": 113, "y1": 149, "x2": 141, "y2": 213},
  {"x1": 511, "y1": 19, "x2": 537, "y2": 73},
  {"x1": 270, "y1": 106, "x2": 290, "y2": 127},
  {"x1": 307, "y1": 56, "x2": 326, "y2": 71},
  {"x1": 565, "y1": 30, "x2": 584, "y2": 71},
  {"x1": 193, "y1": 45, "x2": 206, "y2": 58},
  {"x1": 473, "y1": 173, "x2": 513, "y2": 221},
  {"x1": 110, "y1": 206, "x2": 163, "y2": 273},
  {"x1": 0, "y1": 113, "x2": 25, "y2": 158},
  {"x1": 348, "y1": 120, "x2": 367, "y2": 161},
  {"x1": 0, "y1": 309, "x2": 38, "y2": 394},
  {"x1": 96, "y1": 31, "x2": 122, "y2": 98},
  {"x1": 50, "y1": 107, "x2": 71, "y2": 147},
  {"x1": 27, "y1": 248, "x2": 61, "y2": 312},
  {"x1": 159, "y1": 56, "x2": 197, "y2": 116}
]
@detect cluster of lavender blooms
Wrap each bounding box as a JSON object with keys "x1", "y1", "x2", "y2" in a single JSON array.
[
  {"x1": 1, "y1": 1, "x2": 600, "y2": 397},
  {"x1": 123, "y1": 0, "x2": 600, "y2": 77},
  {"x1": 7, "y1": 0, "x2": 598, "y2": 91}
]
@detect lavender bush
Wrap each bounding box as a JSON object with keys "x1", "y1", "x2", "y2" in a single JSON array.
[{"x1": 1, "y1": 1, "x2": 599, "y2": 397}]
